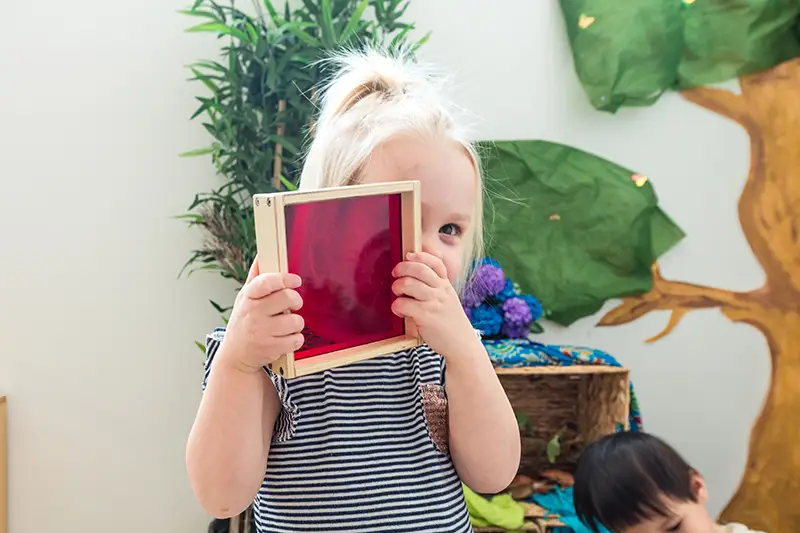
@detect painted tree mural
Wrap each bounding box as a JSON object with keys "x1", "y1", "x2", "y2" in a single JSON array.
[
  {"x1": 555, "y1": 1, "x2": 800, "y2": 531},
  {"x1": 600, "y1": 58, "x2": 800, "y2": 533}
]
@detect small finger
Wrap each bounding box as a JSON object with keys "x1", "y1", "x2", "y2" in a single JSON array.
[
  {"x1": 260, "y1": 288, "x2": 304, "y2": 316},
  {"x1": 271, "y1": 333, "x2": 305, "y2": 355},
  {"x1": 245, "y1": 256, "x2": 260, "y2": 284},
  {"x1": 392, "y1": 261, "x2": 440, "y2": 287},
  {"x1": 245, "y1": 273, "x2": 302, "y2": 300},
  {"x1": 391, "y1": 296, "x2": 421, "y2": 319},
  {"x1": 405, "y1": 252, "x2": 448, "y2": 280},
  {"x1": 267, "y1": 313, "x2": 305, "y2": 337},
  {"x1": 392, "y1": 277, "x2": 436, "y2": 301}
]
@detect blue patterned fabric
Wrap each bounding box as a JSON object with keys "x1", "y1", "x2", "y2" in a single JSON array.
[{"x1": 533, "y1": 486, "x2": 610, "y2": 533}]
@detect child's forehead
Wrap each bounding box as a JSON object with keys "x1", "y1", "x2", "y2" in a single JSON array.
[
  {"x1": 362, "y1": 136, "x2": 477, "y2": 212},
  {"x1": 366, "y1": 136, "x2": 473, "y2": 178}
]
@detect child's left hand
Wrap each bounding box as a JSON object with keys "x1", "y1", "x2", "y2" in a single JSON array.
[{"x1": 391, "y1": 252, "x2": 475, "y2": 358}]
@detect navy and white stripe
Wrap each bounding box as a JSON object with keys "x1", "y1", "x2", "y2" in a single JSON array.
[{"x1": 203, "y1": 329, "x2": 471, "y2": 533}]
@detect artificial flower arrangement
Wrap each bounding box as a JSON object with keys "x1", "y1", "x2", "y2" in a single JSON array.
[{"x1": 462, "y1": 258, "x2": 546, "y2": 338}]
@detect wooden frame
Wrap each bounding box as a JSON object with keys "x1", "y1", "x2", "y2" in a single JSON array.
[
  {"x1": 0, "y1": 396, "x2": 6, "y2": 533},
  {"x1": 253, "y1": 181, "x2": 422, "y2": 379}
]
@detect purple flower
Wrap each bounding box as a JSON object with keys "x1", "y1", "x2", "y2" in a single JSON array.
[
  {"x1": 520, "y1": 294, "x2": 544, "y2": 322},
  {"x1": 462, "y1": 264, "x2": 506, "y2": 307},
  {"x1": 461, "y1": 283, "x2": 484, "y2": 307},
  {"x1": 463, "y1": 306, "x2": 473, "y2": 321},
  {"x1": 502, "y1": 297, "x2": 533, "y2": 338},
  {"x1": 479, "y1": 265, "x2": 507, "y2": 295}
]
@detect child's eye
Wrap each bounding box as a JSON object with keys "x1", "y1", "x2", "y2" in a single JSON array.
[{"x1": 439, "y1": 223, "x2": 461, "y2": 237}]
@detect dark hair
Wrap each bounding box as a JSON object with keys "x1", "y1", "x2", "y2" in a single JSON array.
[{"x1": 573, "y1": 432, "x2": 697, "y2": 533}]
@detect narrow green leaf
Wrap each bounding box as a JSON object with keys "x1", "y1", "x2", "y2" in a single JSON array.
[
  {"x1": 283, "y1": 22, "x2": 322, "y2": 47},
  {"x1": 262, "y1": 0, "x2": 283, "y2": 25},
  {"x1": 190, "y1": 100, "x2": 210, "y2": 120},
  {"x1": 178, "y1": 9, "x2": 220, "y2": 20},
  {"x1": 186, "y1": 22, "x2": 249, "y2": 43},
  {"x1": 340, "y1": 0, "x2": 369, "y2": 42},
  {"x1": 279, "y1": 175, "x2": 298, "y2": 191},
  {"x1": 190, "y1": 67, "x2": 220, "y2": 93},
  {"x1": 179, "y1": 146, "x2": 216, "y2": 157},
  {"x1": 172, "y1": 213, "x2": 204, "y2": 222},
  {"x1": 411, "y1": 30, "x2": 432, "y2": 53},
  {"x1": 191, "y1": 0, "x2": 205, "y2": 9},
  {"x1": 244, "y1": 22, "x2": 259, "y2": 43},
  {"x1": 187, "y1": 264, "x2": 221, "y2": 276},
  {"x1": 265, "y1": 134, "x2": 300, "y2": 155},
  {"x1": 209, "y1": 299, "x2": 232, "y2": 314},
  {"x1": 195, "y1": 340, "x2": 206, "y2": 353},
  {"x1": 320, "y1": 0, "x2": 335, "y2": 47},
  {"x1": 389, "y1": 24, "x2": 413, "y2": 50},
  {"x1": 188, "y1": 60, "x2": 227, "y2": 73}
]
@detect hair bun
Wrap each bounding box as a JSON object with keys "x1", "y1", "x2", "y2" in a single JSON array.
[{"x1": 318, "y1": 48, "x2": 426, "y2": 122}]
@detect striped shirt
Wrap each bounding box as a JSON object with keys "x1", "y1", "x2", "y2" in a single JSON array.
[{"x1": 203, "y1": 328, "x2": 472, "y2": 533}]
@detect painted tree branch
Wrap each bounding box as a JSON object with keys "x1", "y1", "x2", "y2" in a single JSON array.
[
  {"x1": 597, "y1": 264, "x2": 756, "y2": 343},
  {"x1": 681, "y1": 85, "x2": 752, "y2": 128}
]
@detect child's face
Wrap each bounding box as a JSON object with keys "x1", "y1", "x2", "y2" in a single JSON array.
[
  {"x1": 622, "y1": 476, "x2": 719, "y2": 533},
  {"x1": 360, "y1": 134, "x2": 477, "y2": 285}
]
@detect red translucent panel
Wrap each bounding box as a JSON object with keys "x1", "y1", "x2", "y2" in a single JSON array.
[{"x1": 284, "y1": 193, "x2": 405, "y2": 360}]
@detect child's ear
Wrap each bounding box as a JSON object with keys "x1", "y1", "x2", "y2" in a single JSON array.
[{"x1": 690, "y1": 471, "x2": 708, "y2": 504}]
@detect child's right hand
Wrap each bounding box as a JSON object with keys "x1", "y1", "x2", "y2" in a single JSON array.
[{"x1": 217, "y1": 257, "x2": 305, "y2": 374}]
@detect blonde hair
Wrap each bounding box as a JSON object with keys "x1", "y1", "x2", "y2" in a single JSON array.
[{"x1": 299, "y1": 47, "x2": 484, "y2": 289}]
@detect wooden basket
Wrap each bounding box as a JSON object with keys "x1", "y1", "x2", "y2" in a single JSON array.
[
  {"x1": 497, "y1": 365, "x2": 630, "y2": 476},
  {"x1": 473, "y1": 366, "x2": 630, "y2": 532}
]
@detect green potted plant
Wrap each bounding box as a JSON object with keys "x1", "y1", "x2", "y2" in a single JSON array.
[{"x1": 179, "y1": 0, "x2": 429, "y2": 338}]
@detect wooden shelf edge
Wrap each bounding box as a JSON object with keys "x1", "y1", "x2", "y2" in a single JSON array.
[{"x1": 494, "y1": 365, "x2": 628, "y2": 376}]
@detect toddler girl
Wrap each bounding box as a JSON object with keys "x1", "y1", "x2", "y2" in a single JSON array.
[{"x1": 186, "y1": 48, "x2": 521, "y2": 533}]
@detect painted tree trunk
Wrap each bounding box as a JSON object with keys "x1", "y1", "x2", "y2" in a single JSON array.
[
  {"x1": 599, "y1": 57, "x2": 800, "y2": 533},
  {"x1": 723, "y1": 309, "x2": 800, "y2": 530}
]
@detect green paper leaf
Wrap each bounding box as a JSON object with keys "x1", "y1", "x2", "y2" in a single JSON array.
[
  {"x1": 482, "y1": 140, "x2": 685, "y2": 325},
  {"x1": 515, "y1": 411, "x2": 532, "y2": 432},
  {"x1": 529, "y1": 321, "x2": 545, "y2": 334},
  {"x1": 556, "y1": 0, "x2": 800, "y2": 112},
  {"x1": 547, "y1": 435, "x2": 561, "y2": 464}
]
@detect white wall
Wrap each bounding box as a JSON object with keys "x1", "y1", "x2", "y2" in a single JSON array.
[
  {"x1": 1, "y1": 1, "x2": 233, "y2": 531},
  {"x1": 0, "y1": 1, "x2": 769, "y2": 532}
]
